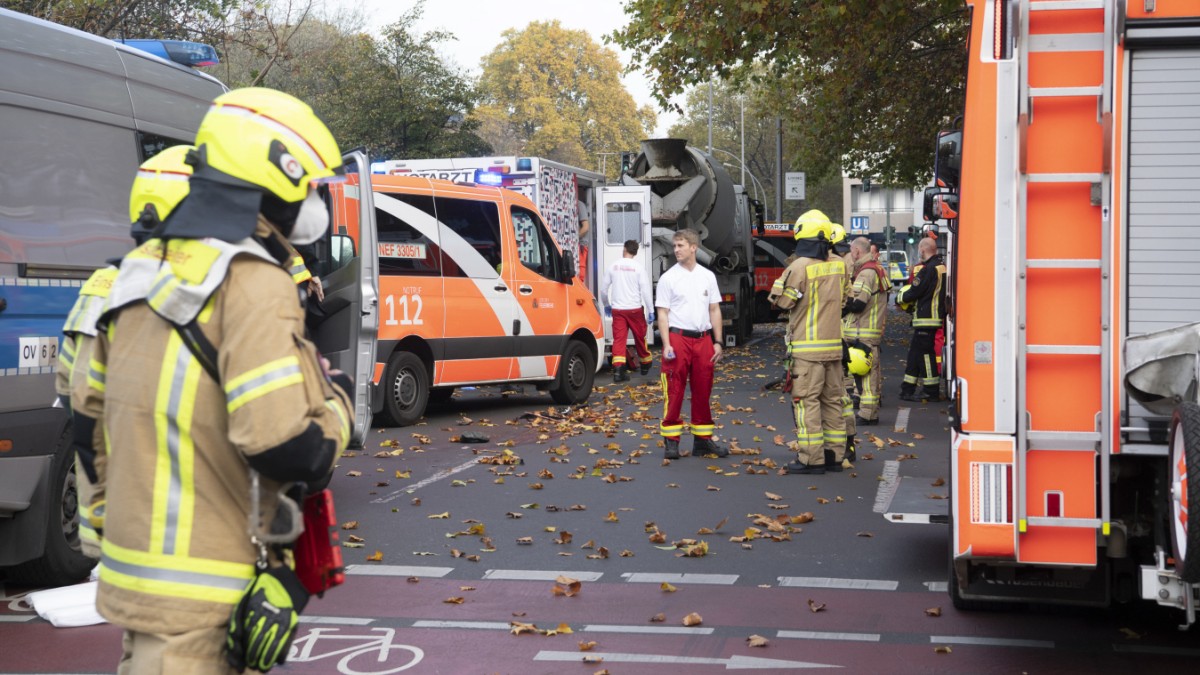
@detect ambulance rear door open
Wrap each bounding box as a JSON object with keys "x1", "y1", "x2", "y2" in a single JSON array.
[
  {"x1": 596, "y1": 185, "x2": 653, "y2": 350},
  {"x1": 316, "y1": 151, "x2": 379, "y2": 447}
]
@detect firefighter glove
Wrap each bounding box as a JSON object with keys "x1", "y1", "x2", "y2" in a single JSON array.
[{"x1": 226, "y1": 565, "x2": 309, "y2": 673}]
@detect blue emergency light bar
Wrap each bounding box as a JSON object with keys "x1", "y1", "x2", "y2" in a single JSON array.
[
  {"x1": 473, "y1": 169, "x2": 504, "y2": 186},
  {"x1": 119, "y1": 39, "x2": 220, "y2": 67}
]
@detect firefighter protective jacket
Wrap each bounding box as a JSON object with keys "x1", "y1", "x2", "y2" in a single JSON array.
[
  {"x1": 73, "y1": 218, "x2": 352, "y2": 635},
  {"x1": 843, "y1": 258, "x2": 888, "y2": 345},
  {"x1": 898, "y1": 253, "x2": 946, "y2": 329},
  {"x1": 768, "y1": 255, "x2": 849, "y2": 363}
]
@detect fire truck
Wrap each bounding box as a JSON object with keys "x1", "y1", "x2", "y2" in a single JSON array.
[
  {"x1": 881, "y1": 0, "x2": 1200, "y2": 626},
  {"x1": 752, "y1": 223, "x2": 794, "y2": 322}
]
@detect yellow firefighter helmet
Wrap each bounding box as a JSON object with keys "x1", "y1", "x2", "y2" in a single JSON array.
[{"x1": 794, "y1": 209, "x2": 832, "y2": 241}]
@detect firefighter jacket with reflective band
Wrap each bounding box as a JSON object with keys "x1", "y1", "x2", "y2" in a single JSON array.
[
  {"x1": 768, "y1": 256, "x2": 848, "y2": 363},
  {"x1": 73, "y1": 220, "x2": 353, "y2": 635},
  {"x1": 898, "y1": 253, "x2": 946, "y2": 329},
  {"x1": 56, "y1": 266, "x2": 119, "y2": 556},
  {"x1": 843, "y1": 259, "x2": 888, "y2": 344}
]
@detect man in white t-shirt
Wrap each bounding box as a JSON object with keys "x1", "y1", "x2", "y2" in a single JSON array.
[
  {"x1": 602, "y1": 239, "x2": 654, "y2": 382},
  {"x1": 656, "y1": 229, "x2": 726, "y2": 459}
]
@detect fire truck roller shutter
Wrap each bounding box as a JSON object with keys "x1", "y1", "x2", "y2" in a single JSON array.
[{"x1": 1126, "y1": 48, "x2": 1200, "y2": 439}]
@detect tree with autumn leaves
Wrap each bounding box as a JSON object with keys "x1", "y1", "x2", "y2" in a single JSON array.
[
  {"x1": 611, "y1": 0, "x2": 968, "y2": 187},
  {"x1": 473, "y1": 20, "x2": 656, "y2": 175}
]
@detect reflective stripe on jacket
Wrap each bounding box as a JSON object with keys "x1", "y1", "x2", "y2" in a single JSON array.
[
  {"x1": 774, "y1": 256, "x2": 848, "y2": 362},
  {"x1": 843, "y1": 261, "x2": 888, "y2": 343},
  {"x1": 898, "y1": 254, "x2": 946, "y2": 329}
]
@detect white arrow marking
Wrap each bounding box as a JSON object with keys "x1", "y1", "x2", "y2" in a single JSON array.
[{"x1": 533, "y1": 650, "x2": 840, "y2": 670}]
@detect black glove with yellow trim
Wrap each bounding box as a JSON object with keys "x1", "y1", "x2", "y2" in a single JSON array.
[{"x1": 226, "y1": 565, "x2": 309, "y2": 673}]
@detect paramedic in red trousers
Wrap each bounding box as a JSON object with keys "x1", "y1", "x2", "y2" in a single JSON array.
[
  {"x1": 656, "y1": 229, "x2": 727, "y2": 459},
  {"x1": 603, "y1": 239, "x2": 654, "y2": 382}
]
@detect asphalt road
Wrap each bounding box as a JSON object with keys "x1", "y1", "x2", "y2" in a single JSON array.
[{"x1": 3, "y1": 310, "x2": 1199, "y2": 674}]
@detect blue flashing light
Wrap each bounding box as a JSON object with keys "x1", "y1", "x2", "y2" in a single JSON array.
[
  {"x1": 120, "y1": 39, "x2": 220, "y2": 67},
  {"x1": 474, "y1": 169, "x2": 504, "y2": 186},
  {"x1": 516, "y1": 158, "x2": 533, "y2": 171}
]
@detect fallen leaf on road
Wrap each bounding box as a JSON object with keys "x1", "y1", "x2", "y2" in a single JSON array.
[
  {"x1": 554, "y1": 531, "x2": 573, "y2": 545},
  {"x1": 925, "y1": 607, "x2": 942, "y2": 617},
  {"x1": 649, "y1": 613, "x2": 666, "y2": 622},
  {"x1": 347, "y1": 534, "x2": 365, "y2": 543},
  {"x1": 412, "y1": 551, "x2": 436, "y2": 556},
  {"x1": 443, "y1": 597, "x2": 464, "y2": 604},
  {"x1": 366, "y1": 551, "x2": 383, "y2": 562},
  {"x1": 510, "y1": 621, "x2": 538, "y2": 635},
  {"x1": 706, "y1": 485, "x2": 721, "y2": 491},
  {"x1": 506, "y1": 511, "x2": 523, "y2": 519},
  {"x1": 682, "y1": 612, "x2": 703, "y2": 626},
  {"x1": 411, "y1": 497, "x2": 421, "y2": 506},
  {"x1": 747, "y1": 634, "x2": 769, "y2": 648},
  {"x1": 342, "y1": 542, "x2": 364, "y2": 549},
  {"x1": 605, "y1": 511, "x2": 619, "y2": 522},
  {"x1": 552, "y1": 575, "x2": 582, "y2": 597},
  {"x1": 856, "y1": 532, "x2": 874, "y2": 538},
  {"x1": 516, "y1": 537, "x2": 533, "y2": 545},
  {"x1": 341, "y1": 521, "x2": 359, "y2": 530},
  {"x1": 791, "y1": 512, "x2": 815, "y2": 524},
  {"x1": 661, "y1": 582, "x2": 677, "y2": 593},
  {"x1": 346, "y1": 470, "x2": 362, "y2": 477},
  {"x1": 406, "y1": 577, "x2": 419, "y2": 583},
  {"x1": 1119, "y1": 627, "x2": 1145, "y2": 640},
  {"x1": 460, "y1": 586, "x2": 475, "y2": 591},
  {"x1": 765, "y1": 492, "x2": 783, "y2": 501},
  {"x1": 913, "y1": 433, "x2": 925, "y2": 440},
  {"x1": 528, "y1": 482, "x2": 544, "y2": 490},
  {"x1": 934, "y1": 646, "x2": 952, "y2": 654},
  {"x1": 395, "y1": 470, "x2": 411, "y2": 479},
  {"x1": 931, "y1": 477, "x2": 946, "y2": 487},
  {"x1": 619, "y1": 549, "x2": 634, "y2": 557},
  {"x1": 928, "y1": 494, "x2": 948, "y2": 500},
  {"x1": 807, "y1": 599, "x2": 826, "y2": 613},
  {"x1": 773, "y1": 434, "x2": 786, "y2": 446},
  {"x1": 428, "y1": 512, "x2": 449, "y2": 519},
  {"x1": 816, "y1": 497, "x2": 830, "y2": 505},
  {"x1": 578, "y1": 640, "x2": 598, "y2": 652}
]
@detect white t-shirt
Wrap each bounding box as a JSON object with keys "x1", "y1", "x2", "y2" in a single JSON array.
[
  {"x1": 603, "y1": 257, "x2": 652, "y2": 310},
  {"x1": 656, "y1": 262, "x2": 720, "y2": 332}
]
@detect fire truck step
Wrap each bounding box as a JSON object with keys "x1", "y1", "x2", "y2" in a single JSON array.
[
  {"x1": 1028, "y1": 32, "x2": 1104, "y2": 53},
  {"x1": 1025, "y1": 259, "x2": 1101, "y2": 269},
  {"x1": 1026, "y1": 430, "x2": 1102, "y2": 451},
  {"x1": 1024, "y1": 516, "x2": 1102, "y2": 529},
  {"x1": 1027, "y1": 173, "x2": 1104, "y2": 183},
  {"x1": 1029, "y1": 0, "x2": 1103, "y2": 11},
  {"x1": 1029, "y1": 86, "x2": 1102, "y2": 98},
  {"x1": 1026, "y1": 344, "x2": 1101, "y2": 355}
]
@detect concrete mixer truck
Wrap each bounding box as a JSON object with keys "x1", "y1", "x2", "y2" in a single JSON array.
[{"x1": 620, "y1": 138, "x2": 763, "y2": 346}]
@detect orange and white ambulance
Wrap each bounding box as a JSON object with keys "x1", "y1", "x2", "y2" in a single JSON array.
[
  {"x1": 329, "y1": 173, "x2": 604, "y2": 426},
  {"x1": 881, "y1": 0, "x2": 1200, "y2": 626}
]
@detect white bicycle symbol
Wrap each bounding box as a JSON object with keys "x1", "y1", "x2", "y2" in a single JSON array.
[{"x1": 288, "y1": 627, "x2": 424, "y2": 675}]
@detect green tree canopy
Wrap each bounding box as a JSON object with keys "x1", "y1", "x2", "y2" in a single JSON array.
[
  {"x1": 474, "y1": 20, "x2": 656, "y2": 174},
  {"x1": 611, "y1": 0, "x2": 967, "y2": 186}
]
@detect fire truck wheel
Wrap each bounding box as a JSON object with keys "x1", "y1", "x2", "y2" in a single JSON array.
[
  {"x1": 378, "y1": 351, "x2": 430, "y2": 427},
  {"x1": 1168, "y1": 402, "x2": 1200, "y2": 582},
  {"x1": 549, "y1": 340, "x2": 595, "y2": 405}
]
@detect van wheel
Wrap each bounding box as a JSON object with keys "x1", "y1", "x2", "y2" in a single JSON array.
[
  {"x1": 4, "y1": 426, "x2": 94, "y2": 585},
  {"x1": 550, "y1": 340, "x2": 594, "y2": 405},
  {"x1": 1168, "y1": 402, "x2": 1200, "y2": 582},
  {"x1": 377, "y1": 351, "x2": 429, "y2": 427}
]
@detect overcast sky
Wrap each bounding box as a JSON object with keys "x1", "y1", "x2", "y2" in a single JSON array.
[{"x1": 344, "y1": 0, "x2": 680, "y2": 136}]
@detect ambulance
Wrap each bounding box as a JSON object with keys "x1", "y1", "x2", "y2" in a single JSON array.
[
  {"x1": 374, "y1": 156, "x2": 653, "y2": 356},
  {"x1": 880, "y1": 0, "x2": 1200, "y2": 626},
  {"x1": 329, "y1": 173, "x2": 605, "y2": 427}
]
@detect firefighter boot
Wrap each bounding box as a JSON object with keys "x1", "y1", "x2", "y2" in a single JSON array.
[
  {"x1": 785, "y1": 459, "x2": 825, "y2": 475},
  {"x1": 664, "y1": 437, "x2": 681, "y2": 460},
  {"x1": 823, "y1": 449, "x2": 844, "y2": 473},
  {"x1": 639, "y1": 360, "x2": 653, "y2": 376},
  {"x1": 845, "y1": 435, "x2": 857, "y2": 463},
  {"x1": 693, "y1": 436, "x2": 727, "y2": 458},
  {"x1": 613, "y1": 365, "x2": 629, "y2": 382}
]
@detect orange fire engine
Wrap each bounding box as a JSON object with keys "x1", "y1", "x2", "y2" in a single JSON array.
[{"x1": 882, "y1": 0, "x2": 1200, "y2": 626}]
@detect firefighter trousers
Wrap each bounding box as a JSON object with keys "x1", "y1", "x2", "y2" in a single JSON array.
[
  {"x1": 854, "y1": 341, "x2": 883, "y2": 420},
  {"x1": 659, "y1": 333, "x2": 714, "y2": 439},
  {"x1": 118, "y1": 626, "x2": 234, "y2": 675},
  {"x1": 791, "y1": 360, "x2": 845, "y2": 466},
  {"x1": 611, "y1": 308, "x2": 651, "y2": 368},
  {"x1": 902, "y1": 328, "x2": 940, "y2": 396}
]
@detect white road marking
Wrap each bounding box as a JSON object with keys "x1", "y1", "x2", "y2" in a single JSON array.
[
  {"x1": 621, "y1": 572, "x2": 739, "y2": 585},
  {"x1": 583, "y1": 624, "x2": 715, "y2": 635},
  {"x1": 371, "y1": 458, "x2": 481, "y2": 504},
  {"x1": 534, "y1": 650, "x2": 840, "y2": 670},
  {"x1": 924, "y1": 581, "x2": 948, "y2": 592},
  {"x1": 0, "y1": 615, "x2": 35, "y2": 622},
  {"x1": 483, "y1": 569, "x2": 604, "y2": 581},
  {"x1": 776, "y1": 630, "x2": 881, "y2": 642},
  {"x1": 930, "y1": 635, "x2": 1054, "y2": 649},
  {"x1": 345, "y1": 565, "x2": 454, "y2": 578},
  {"x1": 777, "y1": 577, "x2": 899, "y2": 591},
  {"x1": 412, "y1": 620, "x2": 511, "y2": 630},
  {"x1": 894, "y1": 407, "x2": 911, "y2": 433},
  {"x1": 298, "y1": 616, "x2": 375, "y2": 625}
]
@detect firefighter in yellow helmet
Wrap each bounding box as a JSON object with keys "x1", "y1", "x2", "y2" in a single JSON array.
[
  {"x1": 843, "y1": 236, "x2": 889, "y2": 435},
  {"x1": 72, "y1": 88, "x2": 353, "y2": 674},
  {"x1": 827, "y1": 223, "x2": 858, "y2": 463},
  {"x1": 57, "y1": 145, "x2": 194, "y2": 562},
  {"x1": 767, "y1": 209, "x2": 849, "y2": 474}
]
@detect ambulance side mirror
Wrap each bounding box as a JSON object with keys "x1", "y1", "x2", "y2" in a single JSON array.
[
  {"x1": 562, "y1": 250, "x2": 577, "y2": 284},
  {"x1": 330, "y1": 234, "x2": 356, "y2": 272}
]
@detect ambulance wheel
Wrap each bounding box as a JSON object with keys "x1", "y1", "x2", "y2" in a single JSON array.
[
  {"x1": 3, "y1": 426, "x2": 94, "y2": 585},
  {"x1": 550, "y1": 340, "x2": 594, "y2": 405},
  {"x1": 378, "y1": 351, "x2": 429, "y2": 427},
  {"x1": 1168, "y1": 402, "x2": 1200, "y2": 582}
]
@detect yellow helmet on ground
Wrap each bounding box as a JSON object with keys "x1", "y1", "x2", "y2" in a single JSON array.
[
  {"x1": 847, "y1": 343, "x2": 872, "y2": 376},
  {"x1": 794, "y1": 209, "x2": 832, "y2": 241},
  {"x1": 897, "y1": 284, "x2": 914, "y2": 312},
  {"x1": 129, "y1": 145, "x2": 193, "y2": 237},
  {"x1": 195, "y1": 87, "x2": 342, "y2": 203}
]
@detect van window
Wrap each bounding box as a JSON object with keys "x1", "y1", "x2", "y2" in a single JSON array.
[
  {"x1": 138, "y1": 132, "x2": 191, "y2": 161},
  {"x1": 375, "y1": 192, "x2": 440, "y2": 277},
  {"x1": 605, "y1": 202, "x2": 642, "y2": 245},
  {"x1": 435, "y1": 196, "x2": 502, "y2": 277},
  {"x1": 512, "y1": 206, "x2": 560, "y2": 280},
  {"x1": 0, "y1": 106, "x2": 138, "y2": 268}
]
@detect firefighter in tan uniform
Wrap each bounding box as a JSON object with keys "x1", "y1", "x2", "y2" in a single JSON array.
[
  {"x1": 828, "y1": 223, "x2": 858, "y2": 464},
  {"x1": 56, "y1": 146, "x2": 195, "y2": 560},
  {"x1": 769, "y1": 210, "x2": 849, "y2": 474},
  {"x1": 843, "y1": 236, "x2": 888, "y2": 427},
  {"x1": 72, "y1": 88, "x2": 353, "y2": 675}
]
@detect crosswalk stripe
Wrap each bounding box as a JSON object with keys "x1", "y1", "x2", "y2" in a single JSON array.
[
  {"x1": 777, "y1": 576, "x2": 899, "y2": 591},
  {"x1": 483, "y1": 570, "x2": 604, "y2": 581},
  {"x1": 345, "y1": 565, "x2": 453, "y2": 578},
  {"x1": 621, "y1": 572, "x2": 738, "y2": 585}
]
